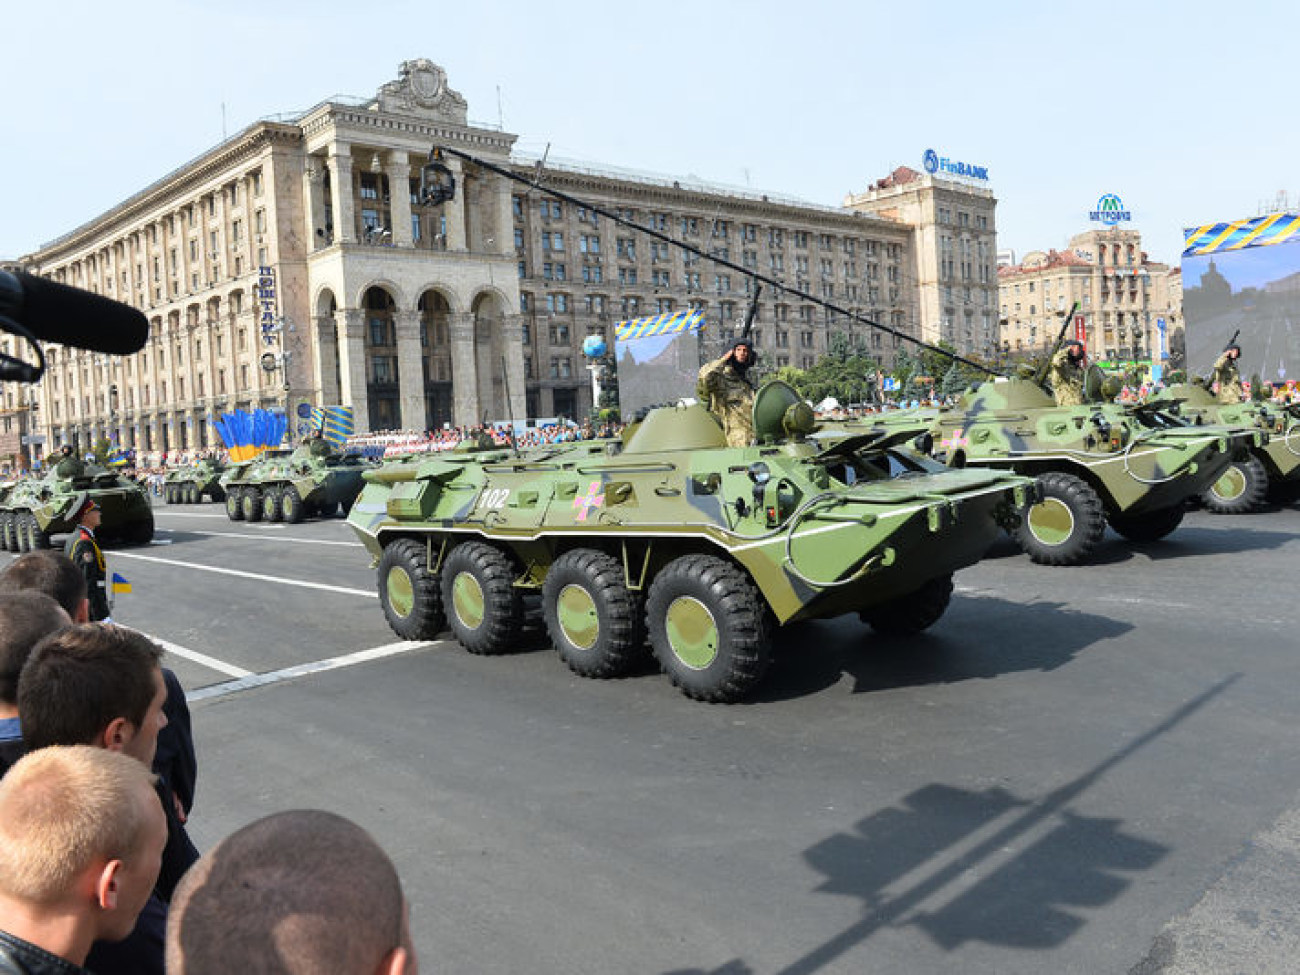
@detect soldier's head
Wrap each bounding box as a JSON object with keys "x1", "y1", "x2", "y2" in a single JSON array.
[
  {"x1": 729, "y1": 338, "x2": 756, "y2": 373},
  {"x1": 60, "y1": 445, "x2": 74, "y2": 458},
  {"x1": 1224, "y1": 342, "x2": 1241, "y2": 360},
  {"x1": 73, "y1": 495, "x2": 101, "y2": 531},
  {"x1": 1064, "y1": 340, "x2": 1085, "y2": 365},
  {"x1": 167, "y1": 810, "x2": 416, "y2": 975}
]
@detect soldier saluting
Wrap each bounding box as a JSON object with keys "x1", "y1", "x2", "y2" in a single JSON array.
[
  {"x1": 697, "y1": 337, "x2": 757, "y2": 447},
  {"x1": 64, "y1": 494, "x2": 111, "y2": 621},
  {"x1": 1047, "y1": 339, "x2": 1087, "y2": 406},
  {"x1": 1212, "y1": 341, "x2": 1244, "y2": 403}
]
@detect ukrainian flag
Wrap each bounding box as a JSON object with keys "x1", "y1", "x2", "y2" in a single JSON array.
[
  {"x1": 213, "y1": 409, "x2": 288, "y2": 462},
  {"x1": 309, "y1": 406, "x2": 355, "y2": 448},
  {"x1": 1183, "y1": 213, "x2": 1300, "y2": 256},
  {"x1": 111, "y1": 573, "x2": 132, "y2": 595},
  {"x1": 614, "y1": 308, "x2": 704, "y2": 342}
]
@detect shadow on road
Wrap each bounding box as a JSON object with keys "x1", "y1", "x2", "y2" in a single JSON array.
[
  {"x1": 755, "y1": 594, "x2": 1130, "y2": 704},
  {"x1": 662, "y1": 675, "x2": 1239, "y2": 975}
]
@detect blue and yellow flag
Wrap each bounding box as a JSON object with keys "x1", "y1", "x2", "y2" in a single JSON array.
[
  {"x1": 614, "y1": 308, "x2": 704, "y2": 342},
  {"x1": 213, "y1": 409, "x2": 288, "y2": 462},
  {"x1": 110, "y1": 573, "x2": 132, "y2": 595},
  {"x1": 1183, "y1": 213, "x2": 1300, "y2": 256},
  {"x1": 310, "y1": 406, "x2": 355, "y2": 448}
]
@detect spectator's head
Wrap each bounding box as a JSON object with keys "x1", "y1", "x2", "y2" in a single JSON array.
[
  {"x1": 0, "y1": 745, "x2": 167, "y2": 959},
  {"x1": 167, "y1": 809, "x2": 415, "y2": 975},
  {"x1": 0, "y1": 591, "x2": 71, "y2": 710},
  {"x1": 17, "y1": 624, "x2": 167, "y2": 766},
  {"x1": 0, "y1": 549, "x2": 91, "y2": 621}
]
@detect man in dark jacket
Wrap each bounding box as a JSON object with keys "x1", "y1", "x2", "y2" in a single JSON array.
[{"x1": 0, "y1": 746, "x2": 167, "y2": 975}]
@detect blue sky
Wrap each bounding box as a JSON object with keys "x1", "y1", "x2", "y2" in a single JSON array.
[{"x1": 4, "y1": 0, "x2": 1297, "y2": 270}]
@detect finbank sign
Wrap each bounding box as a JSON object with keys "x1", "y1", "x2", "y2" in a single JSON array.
[{"x1": 922, "y1": 148, "x2": 989, "y2": 181}]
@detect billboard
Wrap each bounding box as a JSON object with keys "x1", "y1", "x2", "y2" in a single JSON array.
[
  {"x1": 613, "y1": 309, "x2": 705, "y2": 417},
  {"x1": 1182, "y1": 213, "x2": 1300, "y2": 384}
]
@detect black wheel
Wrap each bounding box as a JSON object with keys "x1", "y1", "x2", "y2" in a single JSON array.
[
  {"x1": 542, "y1": 548, "x2": 647, "y2": 678},
  {"x1": 440, "y1": 541, "x2": 524, "y2": 655},
  {"x1": 264, "y1": 487, "x2": 284, "y2": 522},
  {"x1": 1012, "y1": 472, "x2": 1106, "y2": 566},
  {"x1": 861, "y1": 574, "x2": 954, "y2": 635},
  {"x1": 0, "y1": 513, "x2": 12, "y2": 552},
  {"x1": 378, "y1": 538, "x2": 445, "y2": 640},
  {"x1": 1108, "y1": 504, "x2": 1185, "y2": 542},
  {"x1": 122, "y1": 518, "x2": 155, "y2": 546},
  {"x1": 187, "y1": 483, "x2": 201, "y2": 504},
  {"x1": 14, "y1": 513, "x2": 32, "y2": 552},
  {"x1": 241, "y1": 488, "x2": 263, "y2": 522},
  {"x1": 1201, "y1": 456, "x2": 1269, "y2": 514},
  {"x1": 226, "y1": 488, "x2": 245, "y2": 521},
  {"x1": 165, "y1": 484, "x2": 176, "y2": 504},
  {"x1": 279, "y1": 486, "x2": 304, "y2": 523},
  {"x1": 646, "y1": 554, "x2": 772, "y2": 703},
  {"x1": 25, "y1": 513, "x2": 50, "y2": 550}
]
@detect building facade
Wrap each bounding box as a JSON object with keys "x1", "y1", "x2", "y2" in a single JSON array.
[
  {"x1": 844, "y1": 166, "x2": 1000, "y2": 358},
  {"x1": 18, "y1": 60, "x2": 993, "y2": 455},
  {"x1": 998, "y1": 228, "x2": 1182, "y2": 367}
]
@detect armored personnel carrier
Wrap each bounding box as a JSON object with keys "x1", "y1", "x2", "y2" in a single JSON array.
[
  {"x1": 163, "y1": 457, "x2": 227, "y2": 504},
  {"x1": 0, "y1": 464, "x2": 154, "y2": 550},
  {"x1": 1147, "y1": 382, "x2": 1300, "y2": 512},
  {"x1": 221, "y1": 444, "x2": 370, "y2": 523},
  {"x1": 859, "y1": 376, "x2": 1260, "y2": 565},
  {"x1": 347, "y1": 383, "x2": 1037, "y2": 702}
]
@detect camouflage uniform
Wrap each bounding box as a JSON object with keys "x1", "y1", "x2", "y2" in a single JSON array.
[
  {"x1": 1212, "y1": 352, "x2": 1243, "y2": 403},
  {"x1": 308, "y1": 434, "x2": 333, "y2": 459},
  {"x1": 1047, "y1": 348, "x2": 1086, "y2": 406},
  {"x1": 697, "y1": 355, "x2": 755, "y2": 447}
]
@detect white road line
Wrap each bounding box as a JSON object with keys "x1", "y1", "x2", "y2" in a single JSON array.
[
  {"x1": 110, "y1": 551, "x2": 378, "y2": 598},
  {"x1": 158, "y1": 528, "x2": 361, "y2": 547},
  {"x1": 152, "y1": 511, "x2": 236, "y2": 519},
  {"x1": 187, "y1": 640, "x2": 437, "y2": 702},
  {"x1": 155, "y1": 639, "x2": 254, "y2": 678}
]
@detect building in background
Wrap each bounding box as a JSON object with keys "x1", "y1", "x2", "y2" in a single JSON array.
[
  {"x1": 998, "y1": 228, "x2": 1181, "y2": 370},
  {"x1": 18, "y1": 60, "x2": 990, "y2": 451}
]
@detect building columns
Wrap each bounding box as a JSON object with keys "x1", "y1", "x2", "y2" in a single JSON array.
[
  {"x1": 336, "y1": 309, "x2": 369, "y2": 432},
  {"x1": 328, "y1": 148, "x2": 356, "y2": 245},
  {"x1": 395, "y1": 310, "x2": 426, "y2": 431},
  {"x1": 450, "y1": 312, "x2": 479, "y2": 427},
  {"x1": 443, "y1": 158, "x2": 467, "y2": 252},
  {"x1": 384, "y1": 153, "x2": 414, "y2": 248},
  {"x1": 501, "y1": 314, "x2": 528, "y2": 419}
]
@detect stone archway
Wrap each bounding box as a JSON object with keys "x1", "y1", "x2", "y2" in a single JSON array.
[
  {"x1": 418, "y1": 289, "x2": 455, "y2": 429},
  {"x1": 313, "y1": 287, "x2": 341, "y2": 406},
  {"x1": 361, "y1": 286, "x2": 400, "y2": 431}
]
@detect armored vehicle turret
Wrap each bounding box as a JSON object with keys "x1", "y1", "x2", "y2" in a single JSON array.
[
  {"x1": 0, "y1": 464, "x2": 154, "y2": 551},
  {"x1": 347, "y1": 384, "x2": 1037, "y2": 702},
  {"x1": 1147, "y1": 382, "x2": 1300, "y2": 511},
  {"x1": 860, "y1": 376, "x2": 1261, "y2": 565},
  {"x1": 163, "y1": 457, "x2": 227, "y2": 504},
  {"x1": 221, "y1": 444, "x2": 370, "y2": 523}
]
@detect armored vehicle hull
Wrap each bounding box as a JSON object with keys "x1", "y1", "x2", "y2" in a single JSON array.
[
  {"x1": 1148, "y1": 384, "x2": 1300, "y2": 512},
  {"x1": 855, "y1": 377, "x2": 1260, "y2": 566},
  {"x1": 221, "y1": 446, "x2": 370, "y2": 523},
  {"x1": 163, "y1": 460, "x2": 227, "y2": 504},
  {"x1": 348, "y1": 388, "x2": 1036, "y2": 702},
  {"x1": 0, "y1": 467, "x2": 154, "y2": 551}
]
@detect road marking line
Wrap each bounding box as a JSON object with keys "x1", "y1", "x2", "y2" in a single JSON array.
[
  {"x1": 155, "y1": 639, "x2": 254, "y2": 678},
  {"x1": 153, "y1": 512, "x2": 236, "y2": 519},
  {"x1": 187, "y1": 640, "x2": 438, "y2": 702},
  {"x1": 157, "y1": 528, "x2": 361, "y2": 547},
  {"x1": 110, "y1": 551, "x2": 377, "y2": 598}
]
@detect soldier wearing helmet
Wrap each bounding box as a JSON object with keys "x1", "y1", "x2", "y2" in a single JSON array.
[
  {"x1": 1047, "y1": 339, "x2": 1086, "y2": 406},
  {"x1": 697, "y1": 337, "x2": 757, "y2": 447},
  {"x1": 54, "y1": 444, "x2": 85, "y2": 480},
  {"x1": 1212, "y1": 342, "x2": 1243, "y2": 403}
]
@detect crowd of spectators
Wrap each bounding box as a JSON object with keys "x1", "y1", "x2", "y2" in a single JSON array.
[{"x1": 0, "y1": 548, "x2": 417, "y2": 974}]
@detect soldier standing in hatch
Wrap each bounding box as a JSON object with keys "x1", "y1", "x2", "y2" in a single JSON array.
[
  {"x1": 308, "y1": 429, "x2": 333, "y2": 458},
  {"x1": 54, "y1": 444, "x2": 85, "y2": 479},
  {"x1": 697, "y1": 337, "x2": 757, "y2": 447},
  {"x1": 64, "y1": 495, "x2": 111, "y2": 621},
  {"x1": 1048, "y1": 339, "x2": 1087, "y2": 406},
  {"x1": 1212, "y1": 342, "x2": 1244, "y2": 403}
]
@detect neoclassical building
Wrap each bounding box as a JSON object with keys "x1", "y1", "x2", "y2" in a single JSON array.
[{"x1": 17, "y1": 59, "x2": 997, "y2": 457}]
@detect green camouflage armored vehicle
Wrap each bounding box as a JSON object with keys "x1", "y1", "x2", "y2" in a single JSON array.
[
  {"x1": 859, "y1": 376, "x2": 1261, "y2": 566},
  {"x1": 0, "y1": 464, "x2": 154, "y2": 550},
  {"x1": 221, "y1": 444, "x2": 370, "y2": 523},
  {"x1": 163, "y1": 457, "x2": 227, "y2": 504},
  {"x1": 347, "y1": 383, "x2": 1038, "y2": 702},
  {"x1": 1147, "y1": 382, "x2": 1300, "y2": 511}
]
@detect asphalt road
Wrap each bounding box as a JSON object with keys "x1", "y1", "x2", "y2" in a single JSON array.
[{"x1": 7, "y1": 502, "x2": 1300, "y2": 974}]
